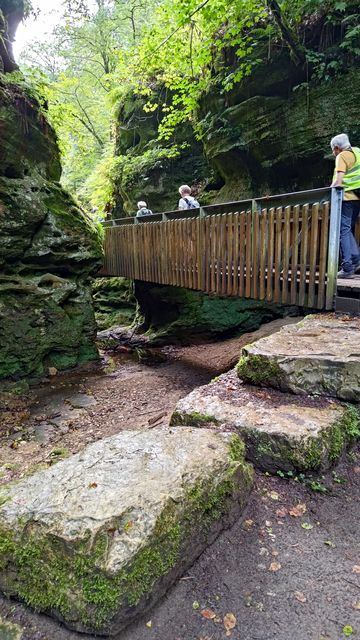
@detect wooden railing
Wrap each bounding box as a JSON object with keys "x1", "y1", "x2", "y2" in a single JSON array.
[{"x1": 101, "y1": 188, "x2": 346, "y2": 310}]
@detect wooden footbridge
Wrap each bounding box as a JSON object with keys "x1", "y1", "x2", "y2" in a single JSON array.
[{"x1": 101, "y1": 187, "x2": 360, "y2": 312}]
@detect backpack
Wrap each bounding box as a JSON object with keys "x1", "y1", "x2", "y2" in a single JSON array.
[{"x1": 184, "y1": 197, "x2": 200, "y2": 209}]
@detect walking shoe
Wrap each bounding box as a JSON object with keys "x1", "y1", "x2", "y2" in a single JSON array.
[{"x1": 337, "y1": 269, "x2": 355, "y2": 279}]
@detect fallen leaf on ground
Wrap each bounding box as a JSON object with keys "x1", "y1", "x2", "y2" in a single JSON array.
[
  {"x1": 269, "y1": 561, "x2": 281, "y2": 572},
  {"x1": 301, "y1": 522, "x2": 313, "y2": 530},
  {"x1": 324, "y1": 540, "x2": 336, "y2": 548},
  {"x1": 192, "y1": 600, "x2": 200, "y2": 610},
  {"x1": 294, "y1": 591, "x2": 307, "y2": 603},
  {"x1": 342, "y1": 625, "x2": 353, "y2": 636},
  {"x1": 145, "y1": 620, "x2": 152, "y2": 628},
  {"x1": 269, "y1": 491, "x2": 279, "y2": 501},
  {"x1": 242, "y1": 519, "x2": 254, "y2": 530},
  {"x1": 200, "y1": 608, "x2": 217, "y2": 620},
  {"x1": 88, "y1": 482, "x2": 98, "y2": 489},
  {"x1": 289, "y1": 503, "x2": 306, "y2": 517},
  {"x1": 352, "y1": 565, "x2": 360, "y2": 573},
  {"x1": 276, "y1": 508, "x2": 288, "y2": 518},
  {"x1": 224, "y1": 612, "x2": 236, "y2": 636},
  {"x1": 351, "y1": 601, "x2": 360, "y2": 610}
]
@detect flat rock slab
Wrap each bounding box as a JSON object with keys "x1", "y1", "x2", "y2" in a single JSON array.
[
  {"x1": 171, "y1": 370, "x2": 360, "y2": 473},
  {"x1": 0, "y1": 428, "x2": 252, "y2": 636},
  {"x1": 236, "y1": 314, "x2": 360, "y2": 401}
]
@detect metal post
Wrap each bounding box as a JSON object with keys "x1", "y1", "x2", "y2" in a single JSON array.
[{"x1": 326, "y1": 187, "x2": 343, "y2": 310}]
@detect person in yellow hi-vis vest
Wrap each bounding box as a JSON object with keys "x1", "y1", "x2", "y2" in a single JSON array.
[{"x1": 330, "y1": 133, "x2": 360, "y2": 278}]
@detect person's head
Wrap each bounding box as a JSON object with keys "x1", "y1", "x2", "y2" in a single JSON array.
[
  {"x1": 137, "y1": 200, "x2": 147, "y2": 209},
  {"x1": 179, "y1": 185, "x2": 191, "y2": 197},
  {"x1": 330, "y1": 133, "x2": 351, "y2": 157}
]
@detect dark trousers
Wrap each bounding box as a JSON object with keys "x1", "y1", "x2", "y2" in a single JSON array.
[{"x1": 340, "y1": 200, "x2": 360, "y2": 272}]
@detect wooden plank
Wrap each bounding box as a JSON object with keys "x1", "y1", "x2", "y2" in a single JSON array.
[
  {"x1": 227, "y1": 213, "x2": 234, "y2": 296},
  {"x1": 290, "y1": 205, "x2": 300, "y2": 305},
  {"x1": 210, "y1": 215, "x2": 217, "y2": 293},
  {"x1": 317, "y1": 202, "x2": 329, "y2": 309},
  {"x1": 216, "y1": 215, "x2": 222, "y2": 294},
  {"x1": 251, "y1": 210, "x2": 259, "y2": 299},
  {"x1": 245, "y1": 210, "x2": 252, "y2": 298},
  {"x1": 233, "y1": 213, "x2": 240, "y2": 295},
  {"x1": 299, "y1": 204, "x2": 309, "y2": 306},
  {"x1": 266, "y1": 208, "x2": 275, "y2": 302},
  {"x1": 239, "y1": 212, "x2": 246, "y2": 297},
  {"x1": 259, "y1": 209, "x2": 267, "y2": 300},
  {"x1": 171, "y1": 221, "x2": 176, "y2": 285},
  {"x1": 205, "y1": 215, "x2": 211, "y2": 293},
  {"x1": 273, "y1": 207, "x2": 282, "y2": 303},
  {"x1": 281, "y1": 205, "x2": 291, "y2": 304},
  {"x1": 308, "y1": 203, "x2": 319, "y2": 308},
  {"x1": 221, "y1": 214, "x2": 228, "y2": 295}
]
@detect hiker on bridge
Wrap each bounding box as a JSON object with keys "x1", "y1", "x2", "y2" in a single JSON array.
[
  {"x1": 330, "y1": 133, "x2": 360, "y2": 278},
  {"x1": 136, "y1": 201, "x2": 153, "y2": 217},
  {"x1": 178, "y1": 185, "x2": 200, "y2": 210}
]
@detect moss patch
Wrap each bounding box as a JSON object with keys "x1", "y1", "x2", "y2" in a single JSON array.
[
  {"x1": 236, "y1": 354, "x2": 283, "y2": 386},
  {"x1": 170, "y1": 411, "x2": 218, "y2": 427}
]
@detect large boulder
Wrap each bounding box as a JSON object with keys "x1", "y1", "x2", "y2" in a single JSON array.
[
  {"x1": 0, "y1": 27, "x2": 103, "y2": 380},
  {"x1": 0, "y1": 427, "x2": 253, "y2": 635},
  {"x1": 171, "y1": 370, "x2": 360, "y2": 473},
  {"x1": 237, "y1": 314, "x2": 360, "y2": 402}
]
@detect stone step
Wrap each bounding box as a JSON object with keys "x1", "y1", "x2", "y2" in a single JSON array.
[
  {"x1": 0, "y1": 428, "x2": 253, "y2": 636},
  {"x1": 171, "y1": 369, "x2": 360, "y2": 473},
  {"x1": 236, "y1": 314, "x2": 360, "y2": 401}
]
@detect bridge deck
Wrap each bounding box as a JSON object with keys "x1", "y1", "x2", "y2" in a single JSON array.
[{"x1": 101, "y1": 188, "x2": 360, "y2": 312}]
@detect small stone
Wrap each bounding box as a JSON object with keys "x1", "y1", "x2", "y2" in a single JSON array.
[
  {"x1": 67, "y1": 394, "x2": 97, "y2": 409},
  {"x1": 0, "y1": 616, "x2": 23, "y2": 639}
]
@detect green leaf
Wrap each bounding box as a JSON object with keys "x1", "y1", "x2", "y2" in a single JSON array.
[
  {"x1": 342, "y1": 625, "x2": 353, "y2": 637},
  {"x1": 301, "y1": 523, "x2": 313, "y2": 530}
]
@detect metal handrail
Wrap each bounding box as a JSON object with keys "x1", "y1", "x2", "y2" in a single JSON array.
[{"x1": 102, "y1": 187, "x2": 332, "y2": 227}]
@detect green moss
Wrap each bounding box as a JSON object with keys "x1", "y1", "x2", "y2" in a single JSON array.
[
  {"x1": 236, "y1": 354, "x2": 283, "y2": 386},
  {"x1": 170, "y1": 411, "x2": 218, "y2": 427},
  {"x1": 0, "y1": 445, "x2": 252, "y2": 632}
]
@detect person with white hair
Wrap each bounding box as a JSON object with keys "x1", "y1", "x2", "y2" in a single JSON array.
[
  {"x1": 178, "y1": 185, "x2": 200, "y2": 210},
  {"x1": 136, "y1": 200, "x2": 153, "y2": 217},
  {"x1": 330, "y1": 133, "x2": 360, "y2": 278}
]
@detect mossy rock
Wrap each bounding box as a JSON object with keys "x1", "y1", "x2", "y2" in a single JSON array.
[
  {"x1": 134, "y1": 281, "x2": 286, "y2": 342},
  {"x1": 0, "y1": 428, "x2": 253, "y2": 635},
  {"x1": 0, "y1": 72, "x2": 103, "y2": 381},
  {"x1": 237, "y1": 314, "x2": 360, "y2": 401},
  {"x1": 171, "y1": 369, "x2": 360, "y2": 473}
]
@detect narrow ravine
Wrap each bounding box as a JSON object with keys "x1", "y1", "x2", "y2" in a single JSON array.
[{"x1": 0, "y1": 316, "x2": 359, "y2": 640}]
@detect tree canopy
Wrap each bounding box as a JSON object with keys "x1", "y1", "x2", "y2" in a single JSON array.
[{"x1": 17, "y1": 0, "x2": 360, "y2": 212}]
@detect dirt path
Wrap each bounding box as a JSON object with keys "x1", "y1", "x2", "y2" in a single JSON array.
[
  {"x1": 0, "y1": 316, "x2": 359, "y2": 639},
  {"x1": 0, "y1": 460, "x2": 359, "y2": 640}
]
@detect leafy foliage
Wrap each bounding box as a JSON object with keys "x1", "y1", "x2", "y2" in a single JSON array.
[{"x1": 18, "y1": 0, "x2": 360, "y2": 212}]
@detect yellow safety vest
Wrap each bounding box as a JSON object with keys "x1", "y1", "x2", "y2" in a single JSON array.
[{"x1": 333, "y1": 146, "x2": 360, "y2": 192}]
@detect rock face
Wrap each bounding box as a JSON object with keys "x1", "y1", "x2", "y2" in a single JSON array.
[
  {"x1": 237, "y1": 314, "x2": 360, "y2": 401},
  {"x1": 0, "y1": 427, "x2": 253, "y2": 635},
  {"x1": 171, "y1": 370, "x2": 360, "y2": 473},
  {"x1": 134, "y1": 280, "x2": 288, "y2": 342},
  {"x1": 0, "y1": 3, "x2": 103, "y2": 381},
  {"x1": 111, "y1": 93, "x2": 212, "y2": 216},
  {"x1": 92, "y1": 277, "x2": 136, "y2": 330}
]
